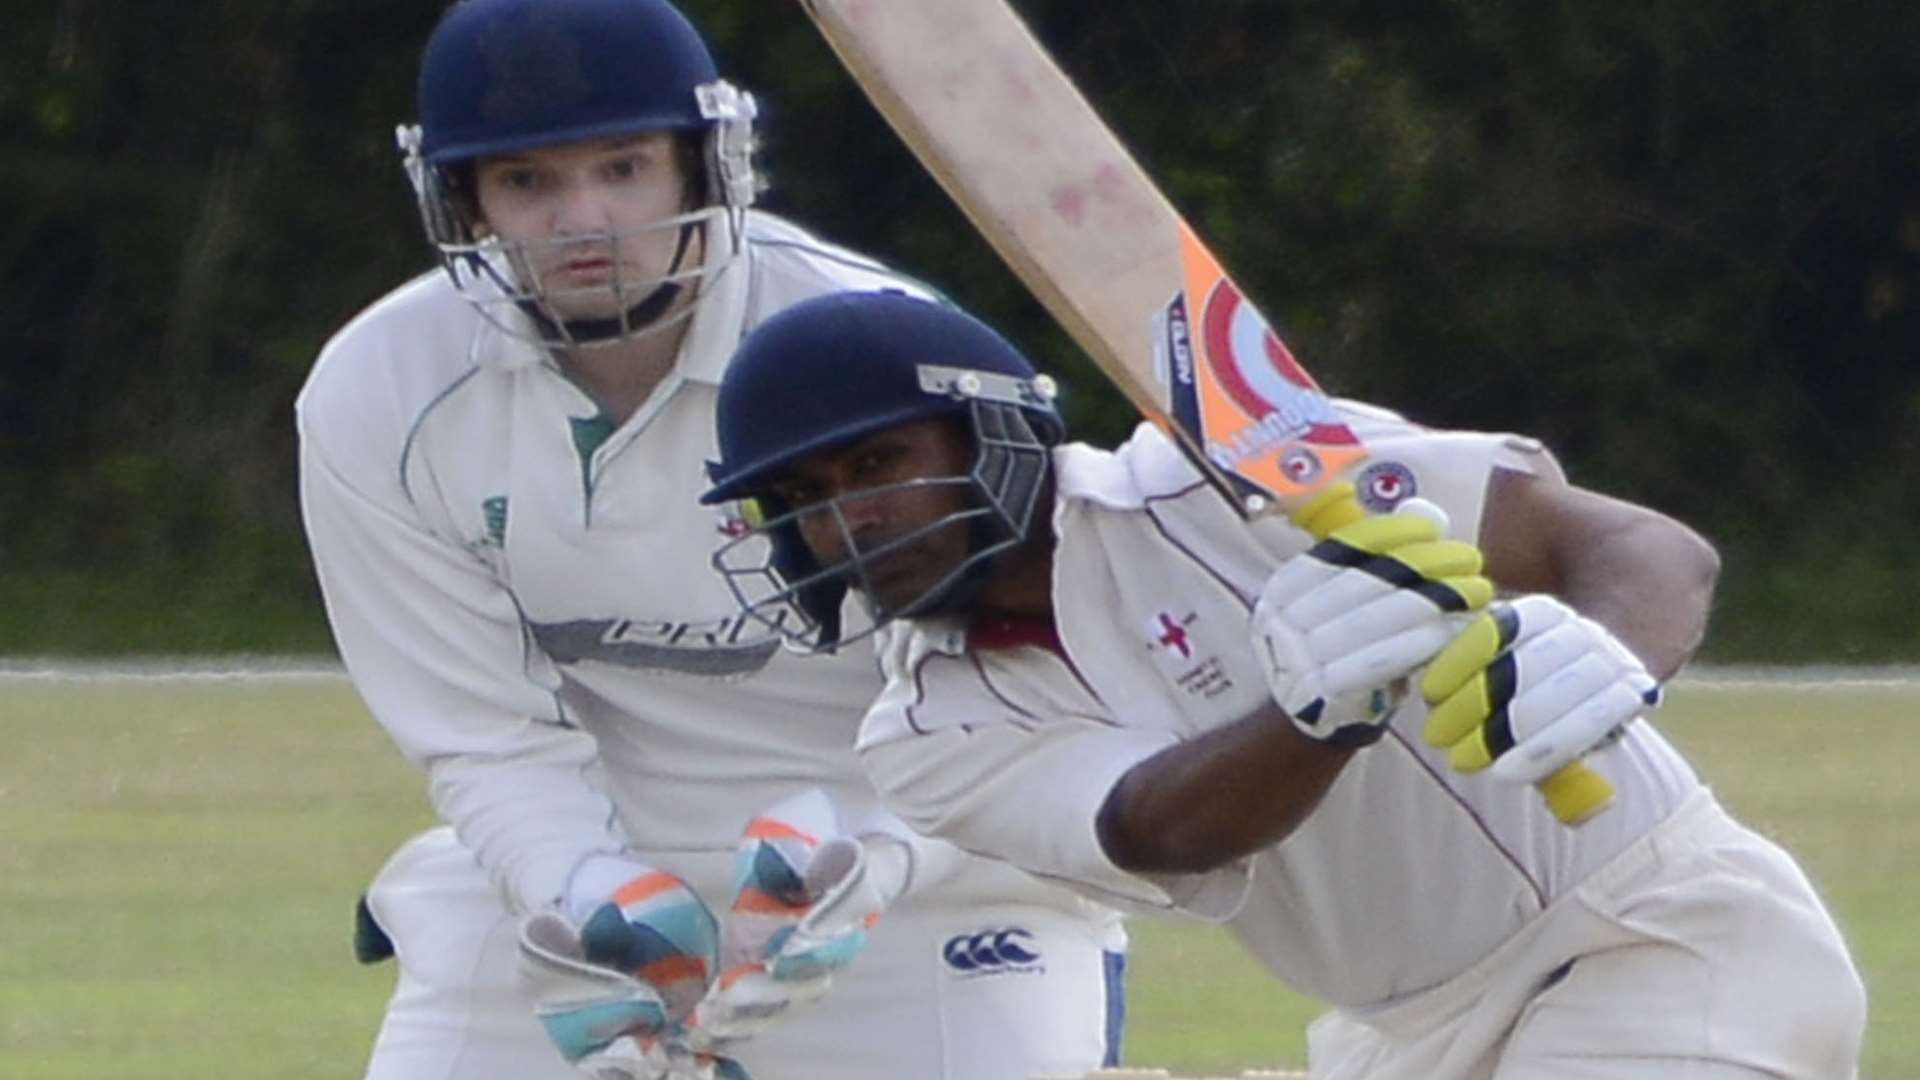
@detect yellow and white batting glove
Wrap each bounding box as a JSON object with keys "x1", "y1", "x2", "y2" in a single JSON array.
[
  {"x1": 1421, "y1": 594, "x2": 1662, "y2": 784},
  {"x1": 1251, "y1": 500, "x2": 1492, "y2": 747}
]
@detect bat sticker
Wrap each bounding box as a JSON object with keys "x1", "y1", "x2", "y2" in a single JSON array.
[{"x1": 1169, "y1": 224, "x2": 1364, "y2": 501}]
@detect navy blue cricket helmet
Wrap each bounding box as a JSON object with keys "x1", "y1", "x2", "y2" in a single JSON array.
[
  {"x1": 416, "y1": 0, "x2": 720, "y2": 165},
  {"x1": 397, "y1": 0, "x2": 761, "y2": 348},
  {"x1": 702, "y1": 291, "x2": 1065, "y2": 650}
]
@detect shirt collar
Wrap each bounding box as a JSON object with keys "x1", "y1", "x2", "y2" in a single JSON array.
[{"x1": 675, "y1": 235, "x2": 750, "y2": 387}]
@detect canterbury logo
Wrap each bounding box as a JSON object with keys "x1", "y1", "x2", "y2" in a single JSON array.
[{"x1": 942, "y1": 928, "x2": 1041, "y2": 972}]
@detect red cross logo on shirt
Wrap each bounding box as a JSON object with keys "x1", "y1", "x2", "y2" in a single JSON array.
[{"x1": 1154, "y1": 612, "x2": 1192, "y2": 659}]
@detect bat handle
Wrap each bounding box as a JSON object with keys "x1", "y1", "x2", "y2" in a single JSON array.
[
  {"x1": 1537, "y1": 760, "x2": 1614, "y2": 825},
  {"x1": 1289, "y1": 484, "x2": 1615, "y2": 827}
]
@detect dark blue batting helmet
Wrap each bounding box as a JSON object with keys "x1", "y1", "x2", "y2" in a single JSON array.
[
  {"x1": 701, "y1": 291, "x2": 1065, "y2": 650},
  {"x1": 702, "y1": 291, "x2": 1063, "y2": 504}
]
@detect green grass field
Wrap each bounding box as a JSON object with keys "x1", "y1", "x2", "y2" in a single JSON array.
[{"x1": 1, "y1": 667, "x2": 1911, "y2": 1078}]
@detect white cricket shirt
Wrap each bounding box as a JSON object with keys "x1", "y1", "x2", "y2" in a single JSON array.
[
  {"x1": 859, "y1": 413, "x2": 1701, "y2": 1009},
  {"x1": 298, "y1": 212, "x2": 1086, "y2": 920}
]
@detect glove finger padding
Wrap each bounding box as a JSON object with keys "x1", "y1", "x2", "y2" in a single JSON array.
[
  {"x1": 721, "y1": 788, "x2": 842, "y2": 968},
  {"x1": 520, "y1": 911, "x2": 675, "y2": 1074},
  {"x1": 578, "y1": 871, "x2": 721, "y2": 1026},
  {"x1": 1421, "y1": 595, "x2": 1662, "y2": 784},
  {"x1": 773, "y1": 836, "x2": 885, "y2": 979},
  {"x1": 691, "y1": 791, "x2": 893, "y2": 1049},
  {"x1": 1252, "y1": 501, "x2": 1492, "y2": 747}
]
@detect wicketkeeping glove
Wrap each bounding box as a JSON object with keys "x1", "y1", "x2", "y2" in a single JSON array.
[
  {"x1": 688, "y1": 789, "x2": 903, "y2": 1050},
  {"x1": 1421, "y1": 594, "x2": 1662, "y2": 784},
  {"x1": 1251, "y1": 501, "x2": 1493, "y2": 746},
  {"x1": 520, "y1": 866, "x2": 745, "y2": 1080}
]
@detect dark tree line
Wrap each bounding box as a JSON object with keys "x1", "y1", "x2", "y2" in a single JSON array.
[{"x1": 2, "y1": 1, "x2": 1915, "y2": 658}]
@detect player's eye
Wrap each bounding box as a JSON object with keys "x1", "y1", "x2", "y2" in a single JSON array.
[
  {"x1": 852, "y1": 444, "x2": 908, "y2": 480},
  {"x1": 771, "y1": 480, "x2": 823, "y2": 509},
  {"x1": 604, "y1": 150, "x2": 664, "y2": 184},
  {"x1": 486, "y1": 166, "x2": 544, "y2": 193}
]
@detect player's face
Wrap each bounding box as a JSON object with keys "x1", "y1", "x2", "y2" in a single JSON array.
[
  {"x1": 769, "y1": 418, "x2": 978, "y2": 615},
  {"x1": 472, "y1": 132, "x2": 699, "y2": 321}
]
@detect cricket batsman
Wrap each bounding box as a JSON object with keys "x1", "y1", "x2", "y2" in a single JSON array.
[{"x1": 700, "y1": 290, "x2": 1867, "y2": 1079}]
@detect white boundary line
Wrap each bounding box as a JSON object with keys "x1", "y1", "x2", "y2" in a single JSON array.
[
  {"x1": 1671, "y1": 665, "x2": 1920, "y2": 691},
  {"x1": 1, "y1": 658, "x2": 1917, "y2": 689},
  {"x1": 0, "y1": 656, "x2": 348, "y2": 682}
]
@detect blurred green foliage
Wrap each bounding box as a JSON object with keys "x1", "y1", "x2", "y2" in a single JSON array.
[{"x1": 1, "y1": 1, "x2": 1915, "y2": 657}]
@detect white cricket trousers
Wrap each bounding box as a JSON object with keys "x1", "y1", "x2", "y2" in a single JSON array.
[
  {"x1": 359, "y1": 826, "x2": 1126, "y2": 1080},
  {"x1": 1305, "y1": 790, "x2": 1865, "y2": 1080}
]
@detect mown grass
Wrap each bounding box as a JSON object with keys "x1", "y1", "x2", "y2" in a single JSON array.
[{"x1": 0, "y1": 670, "x2": 1908, "y2": 1076}]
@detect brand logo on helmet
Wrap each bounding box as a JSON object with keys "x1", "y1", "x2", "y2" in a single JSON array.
[
  {"x1": 1355, "y1": 461, "x2": 1418, "y2": 513},
  {"x1": 714, "y1": 497, "x2": 767, "y2": 538},
  {"x1": 942, "y1": 928, "x2": 1043, "y2": 976}
]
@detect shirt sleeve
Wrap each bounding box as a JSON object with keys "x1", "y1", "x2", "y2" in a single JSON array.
[
  {"x1": 856, "y1": 633, "x2": 1251, "y2": 920},
  {"x1": 1341, "y1": 402, "x2": 1563, "y2": 539},
  {"x1": 297, "y1": 376, "x2": 628, "y2": 916}
]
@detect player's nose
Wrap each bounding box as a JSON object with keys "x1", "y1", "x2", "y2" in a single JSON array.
[
  {"x1": 548, "y1": 179, "x2": 616, "y2": 235},
  {"x1": 839, "y1": 484, "x2": 895, "y2": 536},
  {"x1": 819, "y1": 490, "x2": 894, "y2": 563}
]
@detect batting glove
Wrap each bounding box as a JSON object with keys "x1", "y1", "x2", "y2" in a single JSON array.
[
  {"x1": 1251, "y1": 500, "x2": 1493, "y2": 747},
  {"x1": 1421, "y1": 594, "x2": 1662, "y2": 784},
  {"x1": 521, "y1": 865, "x2": 728, "y2": 1080},
  {"x1": 688, "y1": 790, "x2": 903, "y2": 1050}
]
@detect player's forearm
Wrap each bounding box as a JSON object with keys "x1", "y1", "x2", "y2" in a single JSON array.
[
  {"x1": 429, "y1": 741, "x2": 632, "y2": 914},
  {"x1": 1555, "y1": 511, "x2": 1719, "y2": 681},
  {"x1": 1096, "y1": 704, "x2": 1351, "y2": 874},
  {"x1": 1481, "y1": 471, "x2": 1719, "y2": 681},
  {"x1": 303, "y1": 445, "x2": 632, "y2": 913}
]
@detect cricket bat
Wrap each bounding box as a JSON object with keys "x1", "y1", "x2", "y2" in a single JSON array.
[{"x1": 797, "y1": 0, "x2": 1612, "y2": 826}]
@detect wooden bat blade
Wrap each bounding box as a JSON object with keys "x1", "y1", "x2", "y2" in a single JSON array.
[
  {"x1": 798, "y1": 0, "x2": 1363, "y2": 516},
  {"x1": 799, "y1": 0, "x2": 1613, "y2": 828}
]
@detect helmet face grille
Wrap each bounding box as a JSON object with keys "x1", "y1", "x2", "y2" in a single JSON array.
[
  {"x1": 708, "y1": 398, "x2": 1054, "y2": 654},
  {"x1": 697, "y1": 285, "x2": 1067, "y2": 651},
  {"x1": 398, "y1": 0, "x2": 762, "y2": 349},
  {"x1": 711, "y1": 466, "x2": 1043, "y2": 655},
  {"x1": 419, "y1": 206, "x2": 745, "y2": 350}
]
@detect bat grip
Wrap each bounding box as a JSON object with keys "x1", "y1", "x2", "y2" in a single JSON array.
[{"x1": 1290, "y1": 484, "x2": 1614, "y2": 827}]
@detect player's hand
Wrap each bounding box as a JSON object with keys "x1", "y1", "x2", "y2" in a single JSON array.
[
  {"x1": 1421, "y1": 594, "x2": 1662, "y2": 783},
  {"x1": 520, "y1": 909, "x2": 677, "y2": 1079},
  {"x1": 1251, "y1": 500, "x2": 1492, "y2": 747},
  {"x1": 520, "y1": 866, "x2": 724, "y2": 1079},
  {"x1": 689, "y1": 790, "x2": 902, "y2": 1049}
]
